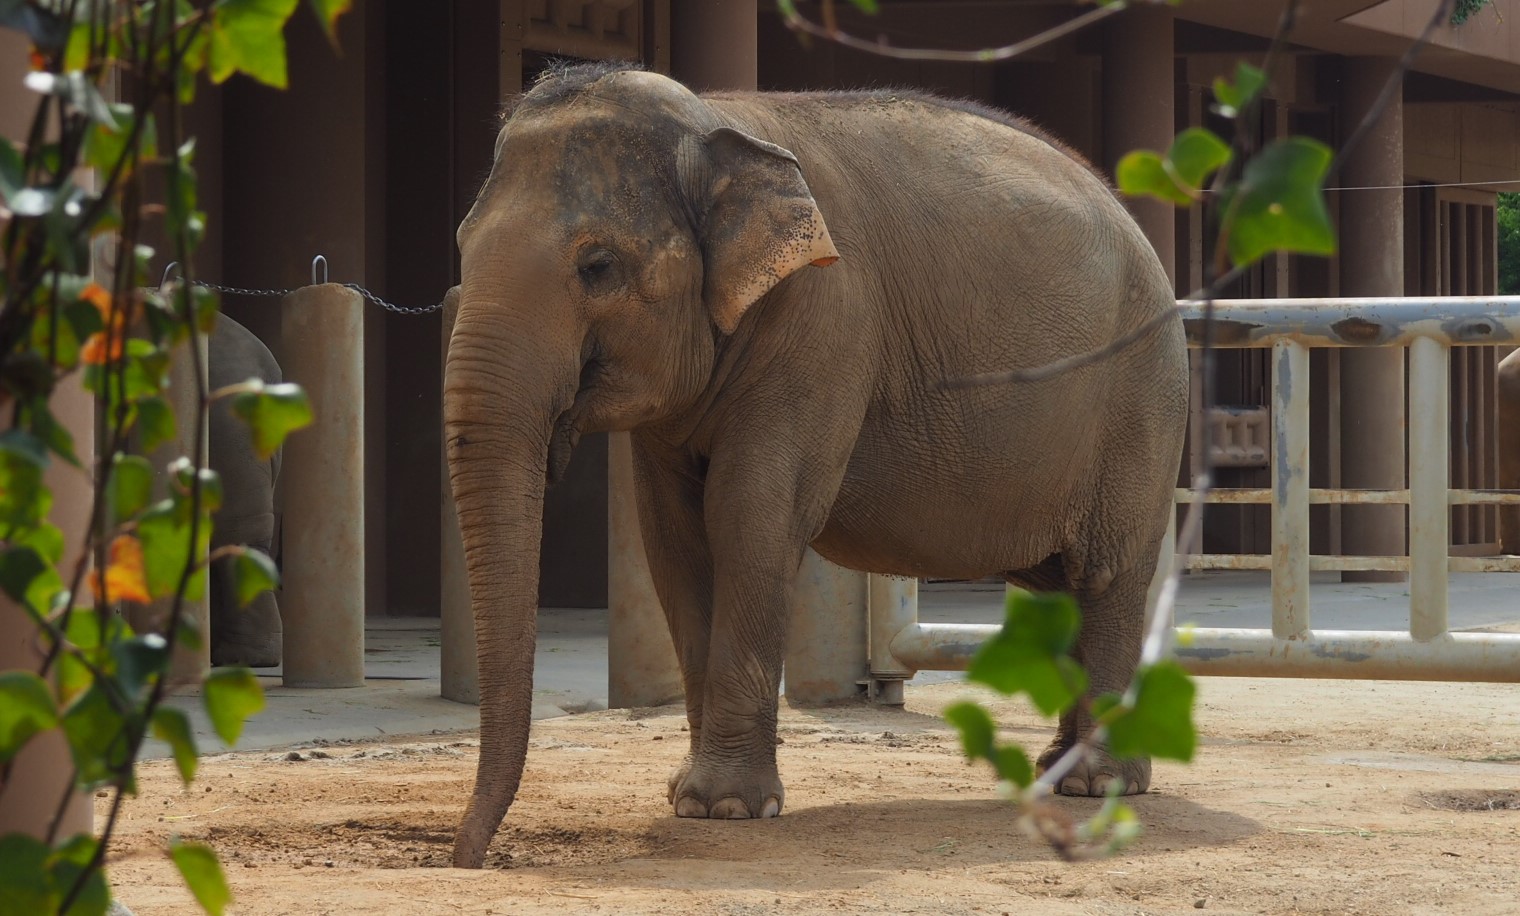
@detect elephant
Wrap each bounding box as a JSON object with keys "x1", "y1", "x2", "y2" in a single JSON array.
[
  {"x1": 207, "y1": 314, "x2": 283, "y2": 668},
  {"x1": 1501, "y1": 348, "x2": 1520, "y2": 555},
  {"x1": 444, "y1": 61, "x2": 1189, "y2": 868}
]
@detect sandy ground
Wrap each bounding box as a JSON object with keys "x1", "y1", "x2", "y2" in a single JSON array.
[{"x1": 106, "y1": 677, "x2": 1520, "y2": 916}]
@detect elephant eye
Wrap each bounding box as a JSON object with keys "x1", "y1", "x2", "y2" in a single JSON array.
[{"x1": 576, "y1": 249, "x2": 618, "y2": 290}]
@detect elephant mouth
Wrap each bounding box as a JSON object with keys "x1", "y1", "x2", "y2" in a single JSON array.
[{"x1": 546, "y1": 357, "x2": 604, "y2": 486}]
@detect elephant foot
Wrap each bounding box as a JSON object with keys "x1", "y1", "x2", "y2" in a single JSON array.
[
  {"x1": 667, "y1": 756, "x2": 784, "y2": 819},
  {"x1": 1036, "y1": 741, "x2": 1151, "y2": 797},
  {"x1": 211, "y1": 631, "x2": 281, "y2": 668}
]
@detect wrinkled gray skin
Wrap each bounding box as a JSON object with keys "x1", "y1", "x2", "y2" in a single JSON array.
[
  {"x1": 208, "y1": 315, "x2": 282, "y2": 667},
  {"x1": 445, "y1": 64, "x2": 1189, "y2": 867}
]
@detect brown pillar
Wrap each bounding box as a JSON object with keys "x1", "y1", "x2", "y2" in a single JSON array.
[
  {"x1": 671, "y1": 0, "x2": 757, "y2": 91},
  {"x1": 1102, "y1": 3, "x2": 1176, "y2": 287},
  {"x1": 0, "y1": 29, "x2": 91, "y2": 843},
  {"x1": 1338, "y1": 58, "x2": 1407, "y2": 582}
]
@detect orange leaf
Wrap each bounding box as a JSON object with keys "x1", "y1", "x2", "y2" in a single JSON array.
[
  {"x1": 79, "y1": 331, "x2": 122, "y2": 365},
  {"x1": 89, "y1": 535, "x2": 151, "y2": 604},
  {"x1": 81, "y1": 283, "x2": 113, "y2": 320}
]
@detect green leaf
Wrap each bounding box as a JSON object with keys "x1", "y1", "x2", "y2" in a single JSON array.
[
  {"x1": 1225, "y1": 137, "x2": 1336, "y2": 267},
  {"x1": 172, "y1": 459, "x2": 224, "y2": 513},
  {"x1": 1116, "y1": 129, "x2": 1231, "y2": 206},
  {"x1": 49, "y1": 834, "x2": 109, "y2": 916},
  {"x1": 152, "y1": 706, "x2": 199, "y2": 785},
  {"x1": 25, "y1": 398, "x2": 80, "y2": 468},
  {"x1": 0, "y1": 671, "x2": 59, "y2": 763},
  {"x1": 170, "y1": 840, "x2": 231, "y2": 916},
  {"x1": 0, "y1": 833, "x2": 58, "y2": 916},
  {"x1": 1212, "y1": 62, "x2": 1266, "y2": 119},
  {"x1": 202, "y1": 667, "x2": 265, "y2": 746},
  {"x1": 232, "y1": 547, "x2": 280, "y2": 607},
  {"x1": 230, "y1": 380, "x2": 312, "y2": 459},
  {"x1": 993, "y1": 745, "x2": 1033, "y2": 788},
  {"x1": 965, "y1": 591, "x2": 1088, "y2": 716},
  {"x1": 110, "y1": 454, "x2": 155, "y2": 525},
  {"x1": 83, "y1": 104, "x2": 157, "y2": 175},
  {"x1": 0, "y1": 135, "x2": 23, "y2": 201},
  {"x1": 845, "y1": 0, "x2": 880, "y2": 13},
  {"x1": 112, "y1": 634, "x2": 170, "y2": 701},
  {"x1": 945, "y1": 701, "x2": 996, "y2": 761},
  {"x1": 23, "y1": 70, "x2": 116, "y2": 126},
  {"x1": 61, "y1": 683, "x2": 136, "y2": 791},
  {"x1": 0, "y1": 430, "x2": 49, "y2": 532},
  {"x1": 0, "y1": 546, "x2": 65, "y2": 620},
  {"x1": 136, "y1": 499, "x2": 211, "y2": 601},
  {"x1": 208, "y1": 0, "x2": 299, "y2": 89},
  {"x1": 15, "y1": 520, "x2": 65, "y2": 565},
  {"x1": 307, "y1": 0, "x2": 351, "y2": 46},
  {"x1": 1094, "y1": 661, "x2": 1198, "y2": 762},
  {"x1": 136, "y1": 396, "x2": 177, "y2": 452},
  {"x1": 1167, "y1": 128, "x2": 1232, "y2": 193},
  {"x1": 1116, "y1": 151, "x2": 1189, "y2": 206}
]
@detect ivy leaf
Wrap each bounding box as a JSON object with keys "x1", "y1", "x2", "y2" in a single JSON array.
[
  {"x1": 208, "y1": 0, "x2": 299, "y2": 89},
  {"x1": 87, "y1": 535, "x2": 152, "y2": 605},
  {"x1": 0, "y1": 429, "x2": 50, "y2": 531},
  {"x1": 0, "y1": 833, "x2": 57, "y2": 915},
  {"x1": 110, "y1": 454, "x2": 155, "y2": 525},
  {"x1": 61, "y1": 683, "x2": 137, "y2": 791},
  {"x1": 232, "y1": 547, "x2": 280, "y2": 608},
  {"x1": 152, "y1": 706, "x2": 199, "y2": 785},
  {"x1": 0, "y1": 671, "x2": 60, "y2": 763},
  {"x1": 170, "y1": 458, "x2": 224, "y2": 513},
  {"x1": 1093, "y1": 661, "x2": 1198, "y2": 762},
  {"x1": 0, "y1": 546, "x2": 64, "y2": 621},
  {"x1": 966, "y1": 590, "x2": 1088, "y2": 716},
  {"x1": 48, "y1": 834, "x2": 110, "y2": 916},
  {"x1": 135, "y1": 396, "x2": 177, "y2": 452},
  {"x1": 1224, "y1": 136, "x2": 1336, "y2": 267},
  {"x1": 136, "y1": 501, "x2": 210, "y2": 601},
  {"x1": 307, "y1": 0, "x2": 352, "y2": 48},
  {"x1": 202, "y1": 667, "x2": 265, "y2": 746},
  {"x1": 1117, "y1": 128, "x2": 1231, "y2": 206},
  {"x1": 170, "y1": 840, "x2": 231, "y2": 916},
  {"x1": 944, "y1": 701, "x2": 1033, "y2": 787},
  {"x1": 230, "y1": 380, "x2": 312, "y2": 459},
  {"x1": 1212, "y1": 62, "x2": 1266, "y2": 119}
]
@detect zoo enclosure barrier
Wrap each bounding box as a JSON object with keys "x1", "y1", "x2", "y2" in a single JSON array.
[{"x1": 852, "y1": 297, "x2": 1520, "y2": 697}]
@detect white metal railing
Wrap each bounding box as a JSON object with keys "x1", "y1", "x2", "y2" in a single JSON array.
[{"x1": 870, "y1": 297, "x2": 1520, "y2": 691}]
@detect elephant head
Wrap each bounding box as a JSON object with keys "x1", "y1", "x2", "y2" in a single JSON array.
[{"x1": 445, "y1": 64, "x2": 838, "y2": 868}]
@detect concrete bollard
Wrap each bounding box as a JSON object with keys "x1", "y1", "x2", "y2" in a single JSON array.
[
  {"x1": 279, "y1": 285, "x2": 365, "y2": 688},
  {"x1": 607, "y1": 431, "x2": 684, "y2": 708},
  {"x1": 131, "y1": 332, "x2": 211, "y2": 681},
  {"x1": 0, "y1": 374, "x2": 93, "y2": 841},
  {"x1": 784, "y1": 550, "x2": 868, "y2": 705},
  {"x1": 438, "y1": 288, "x2": 479, "y2": 705}
]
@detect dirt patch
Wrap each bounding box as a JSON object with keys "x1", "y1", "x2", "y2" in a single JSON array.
[{"x1": 107, "y1": 677, "x2": 1520, "y2": 915}]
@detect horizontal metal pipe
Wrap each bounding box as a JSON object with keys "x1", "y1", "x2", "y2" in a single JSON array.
[
  {"x1": 890, "y1": 623, "x2": 1520, "y2": 684},
  {"x1": 1174, "y1": 487, "x2": 1520, "y2": 506},
  {"x1": 1177, "y1": 297, "x2": 1520, "y2": 348},
  {"x1": 1182, "y1": 555, "x2": 1520, "y2": 573},
  {"x1": 1174, "y1": 629, "x2": 1520, "y2": 682}
]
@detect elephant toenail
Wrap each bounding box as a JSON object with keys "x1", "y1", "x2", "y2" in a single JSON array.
[
  {"x1": 1059, "y1": 777, "x2": 1089, "y2": 797},
  {"x1": 710, "y1": 797, "x2": 751, "y2": 819},
  {"x1": 761, "y1": 798, "x2": 781, "y2": 818},
  {"x1": 675, "y1": 797, "x2": 707, "y2": 818}
]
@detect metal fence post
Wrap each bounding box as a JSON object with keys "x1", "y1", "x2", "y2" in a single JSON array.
[
  {"x1": 1409, "y1": 336, "x2": 1450, "y2": 641},
  {"x1": 1271, "y1": 339, "x2": 1311, "y2": 639},
  {"x1": 279, "y1": 284, "x2": 366, "y2": 687},
  {"x1": 785, "y1": 550, "x2": 868, "y2": 704},
  {"x1": 868, "y1": 575, "x2": 917, "y2": 704}
]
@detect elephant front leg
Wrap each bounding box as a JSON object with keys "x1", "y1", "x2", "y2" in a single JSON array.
[{"x1": 670, "y1": 559, "x2": 791, "y2": 819}]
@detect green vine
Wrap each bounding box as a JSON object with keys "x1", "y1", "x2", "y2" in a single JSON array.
[{"x1": 1451, "y1": 0, "x2": 1494, "y2": 25}]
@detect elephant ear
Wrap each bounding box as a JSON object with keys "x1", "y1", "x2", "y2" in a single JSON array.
[{"x1": 698, "y1": 127, "x2": 839, "y2": 335}]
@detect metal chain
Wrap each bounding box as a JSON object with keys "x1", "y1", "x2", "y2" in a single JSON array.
[{"x1": 162, "y1": 260, "x2": 445, "y2": 316}]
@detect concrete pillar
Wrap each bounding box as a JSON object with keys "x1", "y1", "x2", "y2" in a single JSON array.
[
  {"x1": 0, "y1": 375, "x2": 94, "y2": 842},
  {"x1": 1338, "y1": 57, "x2": 1407, "y2": 582},
  {"x1": 671, "y1": 0, "x2": 757, "y2": 91},
  {"x1": 1103, "y1": 3, "x2": 1176, "y2": 287},
  {"x1": 439, "y1": 289, "x2": 479, "y2": 704},
  {"x1": 1499, "y1": 348, "x2": 1520, "y2": 555},
  {"x1": 784, "y1": 550, "x2": 867, "y2": 705},
  {"x1": 606, "y1": 433, "x2": 685, "y2": 707},
  {"x1": 279, "y1": 285, "x2": 365, "y2": 687}
]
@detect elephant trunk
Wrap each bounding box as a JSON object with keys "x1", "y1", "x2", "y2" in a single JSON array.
[{"x1": 445, "y1": 301, "x2": 577, "y2": 869}]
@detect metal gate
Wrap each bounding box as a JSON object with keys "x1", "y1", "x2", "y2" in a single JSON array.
[{"x1": 866, "y1": 297, "x2": 1520, "y2": 693}]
